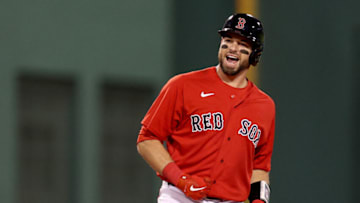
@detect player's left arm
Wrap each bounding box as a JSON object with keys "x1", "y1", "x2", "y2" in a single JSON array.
[
  {"x1": 249, "y1": 113, "x2": 275, "y2": 203},
  {"x1": 249, "y1": 169, "x2": 270, "y2": 203},
  {"x1": 251, "y1": 169, "x2": 269, "y2": 184}
]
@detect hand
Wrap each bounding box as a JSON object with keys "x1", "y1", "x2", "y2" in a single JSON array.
[
  {"x1": 252, "y1": 200, "x2": 265, "y2": 203},
  {"x1": 176, "y1": 174, "x2": 212, "y2": 200}
]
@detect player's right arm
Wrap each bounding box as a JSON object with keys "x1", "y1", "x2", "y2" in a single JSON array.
[
  {"x1": 136, "y1": 76, "x2": 211, "y2": 200},
  {"x1": 136, "y1": 139, "x2": 173, "y2": 175},
  {"x1": 136, "y1": 128, "x2": 211, "y2": 200},
  {"x1": 136, "y1": 75, "x2": 183, "y2": 179}
]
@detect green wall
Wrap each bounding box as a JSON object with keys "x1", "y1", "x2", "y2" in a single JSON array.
[
  {"x1": 0, "y1": 0, "x2": 172, "y2": 203},
  {"x1": 352, "y1": 25, "x2": 360, "y2": 201},
  {"x1": 172, "y1": 1, "x2": 234, "y2": 74},
  {"x1": 260, "y1": 0, "x2": 360, "y2": 202},
  {"x1": 1, "y1": 0, "x2": 171, "y2": 80}
]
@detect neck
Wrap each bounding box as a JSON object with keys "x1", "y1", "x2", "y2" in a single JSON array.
[{"x1": 216, "y1": 65, "x2": 249, "y2": 88}]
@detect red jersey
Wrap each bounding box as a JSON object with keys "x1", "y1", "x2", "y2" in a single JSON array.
[{"x1": 139, "y1": 66, "x2": 275, "y2": 202}]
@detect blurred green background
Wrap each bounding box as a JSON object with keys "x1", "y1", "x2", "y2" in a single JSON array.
[{"x1": 0, "y1": 0, "x2": 359, "y2": 202}]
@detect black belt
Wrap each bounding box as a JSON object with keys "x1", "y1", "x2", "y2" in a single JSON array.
[
  {"x1": 206, "y1": 196, "x2": 225, "y2": 201},
  {"x1": 166, "y1": 182, "x2": 223, "y2": 201}
]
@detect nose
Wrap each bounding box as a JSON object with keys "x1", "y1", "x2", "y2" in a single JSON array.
[{"x1": 228, "y1": 42, "x2": 238, "y2": 52}]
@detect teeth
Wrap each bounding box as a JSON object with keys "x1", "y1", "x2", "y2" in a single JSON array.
[{"x1": 227, "y1": 55, "x2": 239, "y2": 60}]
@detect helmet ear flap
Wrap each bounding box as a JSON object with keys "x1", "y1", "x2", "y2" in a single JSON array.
[{"x1": 249, "y1": 50, "x2": 262, "y2": 66}]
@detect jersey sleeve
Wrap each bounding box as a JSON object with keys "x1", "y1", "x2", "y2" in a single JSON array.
[
  {"x1": 140, "y1": 76, "x2": 184, "y2": 141},
  {"x1": 137, "y1": 125, "x2": 161, "y2": 144},
  {"x1": 253, "y1": 110, "x2": 276, "y2": 172}
]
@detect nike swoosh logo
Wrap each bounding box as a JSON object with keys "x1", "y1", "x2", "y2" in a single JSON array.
[
  {"x1": 201, "y1": 91, "x2": 215, "y2": 98},
  {"x1": 189, "y1": 185, "x2": 207, "y2": 192}
]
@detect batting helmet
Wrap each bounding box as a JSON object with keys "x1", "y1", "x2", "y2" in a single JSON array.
[{"x1": 218, "y1": 13, "x2": 264, "y2": 66}]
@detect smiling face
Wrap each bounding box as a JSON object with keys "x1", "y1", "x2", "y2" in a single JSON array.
[{"x1": 218, "y1": 33, "x2": 253, "y2": 76}]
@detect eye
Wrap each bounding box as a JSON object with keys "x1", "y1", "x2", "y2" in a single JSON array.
[{"x1": 238, "y1": 42, "x2": 249, "y2": 47}]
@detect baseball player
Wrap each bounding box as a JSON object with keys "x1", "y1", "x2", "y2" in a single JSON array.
[{"x1": 137, "y1": 13, "x2": 275, "y2": 203}]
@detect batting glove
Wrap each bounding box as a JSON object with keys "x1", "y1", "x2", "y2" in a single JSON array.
[{"x1": 176, "y1": 174, "x2": 212, "y2": 200}]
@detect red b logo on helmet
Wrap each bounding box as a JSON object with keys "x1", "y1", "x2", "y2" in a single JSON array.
[{"x1": 235, "y1": 17, "x2": 246, "y2": 29}]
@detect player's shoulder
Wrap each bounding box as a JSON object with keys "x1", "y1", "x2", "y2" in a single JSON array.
[
  {"x1": 167, "y1": 66, "x2": 215, "y2": 84},
  {"x1": 250, "y1": 83, "x2": 276, "y2": 107}
]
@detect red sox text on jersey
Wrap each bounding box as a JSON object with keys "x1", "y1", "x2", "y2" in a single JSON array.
[{"x1": 190, "y1": 113, "x2": 261, "y2": 147}]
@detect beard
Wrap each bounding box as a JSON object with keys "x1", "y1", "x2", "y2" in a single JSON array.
[{"x1": 219, "y1": 57, "x2": 249, "y2": 76}]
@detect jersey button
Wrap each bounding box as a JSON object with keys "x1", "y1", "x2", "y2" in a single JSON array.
[
  {"x1": 230, "y1": 94, "x2": 235, "y2": 98},
  {"x1": 220, "y1": 159, "x2": 224, "y2": 163},
  {"x1": 227, "y1": 137, "x2": 231, "y2": 141}
]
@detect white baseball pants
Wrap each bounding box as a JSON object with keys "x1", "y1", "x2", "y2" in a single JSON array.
[{"x1": 157, "y1": 181, "x2": 244, "y2": 203}]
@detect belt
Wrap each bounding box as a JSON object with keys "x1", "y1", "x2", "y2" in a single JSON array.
[
  {"x1": 206, "y1": 196, "x2": 225, "y2": 201},
  {"x1": 166, "y1": 182, "x2": 223, "y2": 201}
]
